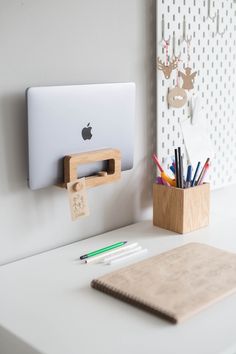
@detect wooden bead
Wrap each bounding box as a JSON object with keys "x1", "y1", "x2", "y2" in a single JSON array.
[{"x1": 73, "y1": 182, "x2": 83, "y2": 192}]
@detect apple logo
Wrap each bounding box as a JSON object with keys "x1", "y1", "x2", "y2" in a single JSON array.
[{"x1": 81, "y1": 123, "x2": 92, "y2": 140}]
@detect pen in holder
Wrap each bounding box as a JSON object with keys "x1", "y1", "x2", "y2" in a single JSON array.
[{"x1": 153, "y1": 183, "x2": 210, "y2": 234}]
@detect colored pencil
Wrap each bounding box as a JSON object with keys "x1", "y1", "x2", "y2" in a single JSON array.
[
  {"x1": 191, "y1": 161, "x2": 201, "y2": 187},
  {"x1": 174, "y1": 148, "x2": 179, "y2": 188},
  {"x1": 152, "y1": 154, "x2": 164, "y2": 173}
]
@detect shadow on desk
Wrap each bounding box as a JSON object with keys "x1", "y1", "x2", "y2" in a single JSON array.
[
  {"x1": 72, "y1": 285, "x2": 171, "y2": 328},
  {"x1": 121, "y1": 220, "x2": 178, "y2": 238},
  {"x1": 0, "y1": 325, "x2": 41, "y2": 354}
]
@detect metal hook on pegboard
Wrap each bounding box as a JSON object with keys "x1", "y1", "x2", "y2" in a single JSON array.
[
  {"x1": 207, "y1": 0, "x2": 216, "y2": 21},
  {"x1": 160, "y1": 14, "x2": 171, "y2": 44},
  {"x1": 172, "y1": 31, "x2": 183, "y2": 58},
  {"x1": 216, "y1": 10, "x2": 226, "y2": 36}
]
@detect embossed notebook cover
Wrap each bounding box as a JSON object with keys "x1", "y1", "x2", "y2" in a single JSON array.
[{"x1": 91, "y1": 243, "x2": 236, "y2": 323}]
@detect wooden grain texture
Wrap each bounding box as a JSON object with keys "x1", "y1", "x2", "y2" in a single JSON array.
[
  {"x1": 67, "y1": 178, "x2": 89, "y2": 221},
  {"x1": 59, "y1": 148, "x2": 121, "y2": 189},
  {"x1": 91, "y1": 242, "x2": 236, "y2": 323},
  {"x1": 153, "y1": 183, "x2": 210, "y2": 234},
  {"x1": 182, "y1": 183, "x2": 210, "y2": 233},
  {"x1": 167, "y1": 86, "x2": 187, "y2": 108}
]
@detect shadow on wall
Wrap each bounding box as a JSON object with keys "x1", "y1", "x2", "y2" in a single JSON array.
[
  {"x1": 0, "y1": 325, "x2": 42, "y2": 354},
  {"x1": 0, "y1": 0, "x2": 157, "y2": 205},
  {"x1": 140, "y1": 0, "x2": 156, "y2": 212},
  {"x1": 0, "y1": 91, "x2": 28, "y2": 195}
]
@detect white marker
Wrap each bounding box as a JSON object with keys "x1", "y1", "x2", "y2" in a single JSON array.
[
  {"x1": 84, "y1": 242, "x2": 139, "y2": 264},
  {"x1": 103, "y1": 246, "x2": 142, "y2": 263},
  {"x1": 107, "y1": 248, "x2": 148, "y2": 265}
]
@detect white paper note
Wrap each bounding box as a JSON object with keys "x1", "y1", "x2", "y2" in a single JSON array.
[{"x1": 180, "y1": 116, "x2": 214, "y2": 170}]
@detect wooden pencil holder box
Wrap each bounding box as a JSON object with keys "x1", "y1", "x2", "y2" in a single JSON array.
[{"x1": 153, "y1": 183, "x2": 210, "y2": 234}]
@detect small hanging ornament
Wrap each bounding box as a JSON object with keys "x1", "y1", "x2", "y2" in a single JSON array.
[
  {"x1": 179, "y1": 67, "x2": 197, "y2": 90},
  {"x1": 167, "y1": 55, "x2": 187, "y2": 108},
  {"x1": 157, "y1": 39, "x2": 178, "y2": 79},
  {"x1": 179, "y1": 39, "x2": 197, "y2": 91}
]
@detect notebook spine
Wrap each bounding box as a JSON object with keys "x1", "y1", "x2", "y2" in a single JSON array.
[{"x1": 91, "y1": 279, "x2": 177, "y2": 324}]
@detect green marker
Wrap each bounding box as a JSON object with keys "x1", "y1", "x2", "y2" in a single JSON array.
[{"x1": 80, "y1": 241, "x2": 127, "y2": 260}]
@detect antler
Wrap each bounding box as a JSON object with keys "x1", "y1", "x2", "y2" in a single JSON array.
[
  {"x1": 157, "y1": 57, "x2": 165, "y2": 70},
  {"x1": 169, "y1": 56, "x2": 178, "y2": 70}
]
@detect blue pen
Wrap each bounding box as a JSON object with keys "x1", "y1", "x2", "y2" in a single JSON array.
[
  {"x1": 191, "y1": 162, "x2": 201, "y2": 187},
  {"x1": 170, "y1": 165, "x2": 175, "y2": 174},
  {"x1": 186, "y1": 165, "x2": 192, "y2": 188}
]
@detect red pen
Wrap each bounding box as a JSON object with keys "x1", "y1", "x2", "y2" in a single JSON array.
[
  {"x1": 196, "y1": 158, "x2": 210, "y2": 185},
  {"x1": 197, "y1": 162, "x2": 210, "y2": 185}
]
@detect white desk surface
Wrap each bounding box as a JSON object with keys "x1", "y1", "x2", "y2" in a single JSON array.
[{"x1": 1, "y1": 186, "x2": 236, "y2": 354}]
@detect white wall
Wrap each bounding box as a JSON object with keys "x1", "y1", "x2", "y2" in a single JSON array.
[{"x1": 0, "y1": 0, "x2": 156, "y2": 265}]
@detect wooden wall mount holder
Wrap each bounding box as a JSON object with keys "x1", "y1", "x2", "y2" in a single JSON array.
[{"x1": 58, "y1": 148, "x2": 121, "y2": 189}]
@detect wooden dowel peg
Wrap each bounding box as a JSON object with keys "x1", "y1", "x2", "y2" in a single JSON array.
[{"x1": 98, "y1": 171, "x2": 108, "y2": 177}]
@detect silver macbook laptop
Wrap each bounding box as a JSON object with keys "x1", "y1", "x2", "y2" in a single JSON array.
[{"x1": 27, "y1": 82, "x2": 135, "y2": 190}]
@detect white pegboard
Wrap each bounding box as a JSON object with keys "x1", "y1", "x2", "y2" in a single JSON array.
[{"x1": 156, "y1": 0, "x2": 236, "y2": 189}]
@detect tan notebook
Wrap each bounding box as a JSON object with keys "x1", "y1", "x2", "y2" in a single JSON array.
[{"x1": 91, "y1": 243, "x2": 236, "y2": 323}]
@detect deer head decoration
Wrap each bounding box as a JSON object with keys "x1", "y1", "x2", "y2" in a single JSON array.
[{"x1": 157, "y1": 57, "x2": 178, "y2": 79}]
